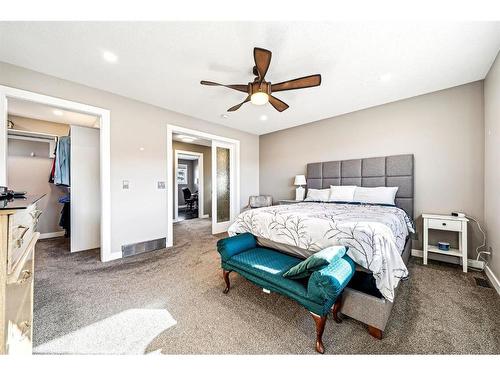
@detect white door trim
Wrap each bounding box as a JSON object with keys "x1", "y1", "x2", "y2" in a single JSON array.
[
  {"x1": 166, "y1": 124, "x2": 240, "y2": 247},
  {"x1": 174, "y1": 149, "x2": 204, "y2": 222},
  {"x1": 0, "y1": 85, "x2": 113, "y2": 262}
]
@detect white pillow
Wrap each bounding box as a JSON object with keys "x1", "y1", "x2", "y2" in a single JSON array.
[
  {"x1": 353, "y1": 186, "x2": 399, "y2": 205},
  {"x1": 304, "y1": 188, "x2": 331, "y2": 202},
  {"x1": 329, "y1": 185, "x2": 356, "y2": 202}
]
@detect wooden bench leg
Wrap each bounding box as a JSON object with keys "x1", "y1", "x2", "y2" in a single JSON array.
[
  {"x1": 222, "y1": 270, "x2": 231, "y2": 294},
  {"x1": 310, "y1": 312, "x2": 327, "y2": 354},
  {"x1": 332, "y1": 295, "x2": 343, "y2": 323},
  {"x1": 368, "y1": 325, "x2": 383, "y2": 340}
]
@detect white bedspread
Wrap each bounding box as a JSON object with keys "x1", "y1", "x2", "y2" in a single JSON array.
[{"x1": 228, "y1": 202, "x2": 414, "y2": 301}]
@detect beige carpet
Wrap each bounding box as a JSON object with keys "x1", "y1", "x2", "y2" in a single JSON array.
[{"x1": 33, "y1": 218, "x2": 500, "y2": 354}]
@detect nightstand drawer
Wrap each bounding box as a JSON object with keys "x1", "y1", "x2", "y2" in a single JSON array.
[{"x1": 427, "y1": 218, "x2": 462, "y2": 232}]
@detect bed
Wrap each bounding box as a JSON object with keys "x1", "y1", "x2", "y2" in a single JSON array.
[{"x1": 228, "y1": 154, "x2": 414, "y2": 338}]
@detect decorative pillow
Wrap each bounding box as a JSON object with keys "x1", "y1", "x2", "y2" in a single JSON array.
[
  {"x1": 353, "y1": 186, "x2": 399, "y2": 205},
  {"x1": 283, "y1": 246, "x2": 347, "y2": 279},
  {"x1": 329, "y1": 185, "x2": 356, "y2": 202},
  {"x1": 304, "y1": 188, "x2": 330, "y2": 202}
]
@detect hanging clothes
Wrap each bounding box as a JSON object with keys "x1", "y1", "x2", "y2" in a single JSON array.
[
  {"x1": 59, "y1": 194, "x2": 70, "y2": 237},
  {"x1": 54, "y1": 136, "x2": 70, "y2": 186}
]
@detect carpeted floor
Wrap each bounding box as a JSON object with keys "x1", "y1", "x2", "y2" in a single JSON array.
[{"x1": 33, "y1": 218, "x2": 500, "y2": 354}]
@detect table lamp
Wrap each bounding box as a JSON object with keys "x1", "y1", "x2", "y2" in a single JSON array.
[{"x1": 294, "y1": 175, "x2": 306, "y2": 201}]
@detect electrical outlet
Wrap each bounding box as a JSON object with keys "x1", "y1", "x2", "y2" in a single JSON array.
[{"x1": 157, "y1": 181, "x2": 165, "y2": 189}]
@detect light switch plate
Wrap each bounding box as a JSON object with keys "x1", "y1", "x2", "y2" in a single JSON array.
[
  {"x1": 122, "y1": 180, "x2": 130, "y2": 190},
  {"x1": 157, "y1": 181, "x2": 166, "y2": 189}
]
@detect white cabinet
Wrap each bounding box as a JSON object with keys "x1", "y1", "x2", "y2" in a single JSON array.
[{"x1": 422, "y1": 214, "x2": 468, "y2": 272}]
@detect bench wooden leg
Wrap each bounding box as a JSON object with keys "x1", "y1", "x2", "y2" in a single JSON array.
[
  {"x1": 368, "y1": 325, "x2": 383, "y2": 340},
  {"x1": 222, "y1": 270, "x2": 231, "y2": 294},
  {"x1": 310, "y1": 312, "x2": 327, "y2": 354},
  {"x1": 332, "y1": 296, "x2": 343, "y2": 324}
]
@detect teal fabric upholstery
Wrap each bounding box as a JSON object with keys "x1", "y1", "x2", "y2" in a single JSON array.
[
  {"x1": 217, "y1": 232, "x2": 256, "y2": 262},
  {"x1": 307, "y1": 256, "x2": 355, "y2": 313},
  {"x1": 283, "y1": 245, "x2": 347, "y2": 279},
  {"x1": 217, "y1": 234, "x2": 355, "y2": 316},
  {"x1": 227, "y1": 248, "x2": 305, "y2": 296}
]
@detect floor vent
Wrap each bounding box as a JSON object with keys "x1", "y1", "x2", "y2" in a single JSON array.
[{"x1": 474, "y1": 277, "x2": 492, "y2": 289}]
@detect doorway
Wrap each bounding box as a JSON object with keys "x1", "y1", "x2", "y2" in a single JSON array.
[
  {"x1": 166, "y1": 124, "x2": 240, "y2": 247},
  {"x1": 174, "y1": 149, "x2": 204, "y2": 222},
  {"x1": 0, "y1": 85, "x2": 112, "y2": 261},
  {"x1": 5, "y1": 101, "x2": 101, "y2": 255}
]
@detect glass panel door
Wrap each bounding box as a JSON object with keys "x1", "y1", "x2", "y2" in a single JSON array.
[{"x1": 211, "y1": 141, "x2": 234, "y2": 234}]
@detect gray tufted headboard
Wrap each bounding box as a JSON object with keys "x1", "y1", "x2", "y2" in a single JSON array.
[{"x1": 306, "y1": 154, "x2": 414, "y2": 218}]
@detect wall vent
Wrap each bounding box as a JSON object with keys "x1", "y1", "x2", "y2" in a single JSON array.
[{"x1": 121, "y1": 237, "x2": 167, "y2": 257}]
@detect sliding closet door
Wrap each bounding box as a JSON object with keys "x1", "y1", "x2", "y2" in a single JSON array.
[
  {"x1": 70, "y1": 125, "x2": 100, "y2": 252},
  {"x1": 211, "y1": 141, "x2": 235, "y2": 234}
]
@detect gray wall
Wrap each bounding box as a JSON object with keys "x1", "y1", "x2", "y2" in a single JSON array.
[
  {"x1": 172, "y1": 141, "x2": 212, "y2": 217},
  {"x1": 260, "y1": 82, "x2": 485, "y2": 257},
  {"x1": 484, "y1": 51, "x2": 500, "y2": 282},
  {"x1": 7, "y1": 115, "x2": 69, "y2": 235},
  {"x1": 0, "y1": 62, "x2": 259, "y2": 254}
]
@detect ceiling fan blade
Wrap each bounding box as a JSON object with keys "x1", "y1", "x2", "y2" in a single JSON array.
[
  {"x1": 271, "y1": 74, "x2": 322, "y2": 93},
  {"x1": 253, "y1": 48, "x2": 272, "y2": 82},
  {"x1": 227, "y1": 96, "x2": 251, "y2": 112},
  {"x1": 200, "y1": 80, "x2": 248, "y2": 93},
  {"x1": 268, "y1": 95, "x2": 289, "y2": 112}
]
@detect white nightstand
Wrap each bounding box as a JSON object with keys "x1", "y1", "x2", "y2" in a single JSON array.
[
  {"x1": 278, "y1": 199, "x2": 303, "y2": 205},
  {"x1": 422, "y1": 214, "x2": 469, "y2": 272}
]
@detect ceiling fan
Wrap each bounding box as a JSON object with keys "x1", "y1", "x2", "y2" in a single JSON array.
[{"x1": 200, "y1": 47, "x2": 321, "y2": 112}]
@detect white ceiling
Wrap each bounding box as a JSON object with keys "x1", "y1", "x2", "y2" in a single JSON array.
[
  {"x1": 0, "y1": 21, "x2": 499, "y2": 135},
  {"x1": 8, "y1": 98, "x2": 99, "y2": 127}
]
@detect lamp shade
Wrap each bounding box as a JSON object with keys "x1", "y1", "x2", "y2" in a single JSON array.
[{"x1": 294, "y1": 175, "x2": 306, "y2": 186}]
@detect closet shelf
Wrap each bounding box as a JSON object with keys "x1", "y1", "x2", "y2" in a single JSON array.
[{"x1": 7, "y1": 129, "x2": 59, "y2": 140}]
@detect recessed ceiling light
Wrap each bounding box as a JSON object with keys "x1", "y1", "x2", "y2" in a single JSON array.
[
  {"x1": 221, "y1": 114, "x2": 229, "y2": 119},
  {"x1": 53, "y1": 109, "x2": 63, "y2": 116},
  {"x1": 379, "y1": 73, "x2": 392, "y2": 82},
  {"x1": 178, "y1": 135, "x2": 197, "y2": 143},
  {"x1": 102, "y1": 50, "x2": 118, "y2": 63},
  {"x1": 259, "y1": 114, "x2": 268, "y2": 121},
  {"x1": 139, "y1": 147, "x2": 145, "y2": 151}
]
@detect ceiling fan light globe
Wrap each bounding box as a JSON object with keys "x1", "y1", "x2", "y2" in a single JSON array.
[{"x1": 250, "y1": 92, "x2": 269, "y2": 105}]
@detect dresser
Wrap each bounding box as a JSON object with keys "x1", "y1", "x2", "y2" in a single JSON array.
[{"x1": 0, "y1": 196, "x2": 43, "y2": 354}]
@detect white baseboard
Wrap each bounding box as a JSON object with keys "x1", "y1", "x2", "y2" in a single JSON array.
[
  {"x1": 412, "y1": 249, "x2": 499, "y2": 295},
  {"x1": 199, "y1": 214, "x2": 209, "y2": 219},
  {"x1": 101, "y1": 251, "x2": 122, "y2": 262},
  {"x1": 485, "y1": 266, "x2": 500, "y2": 295},
  {"x1": 39, "y1": 231, "x2": 65, "y2": 239}
]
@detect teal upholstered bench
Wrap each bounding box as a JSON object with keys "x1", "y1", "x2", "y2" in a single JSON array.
[{"x1": 216, "y1": 233, "x2": 355, "y2": 353}]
